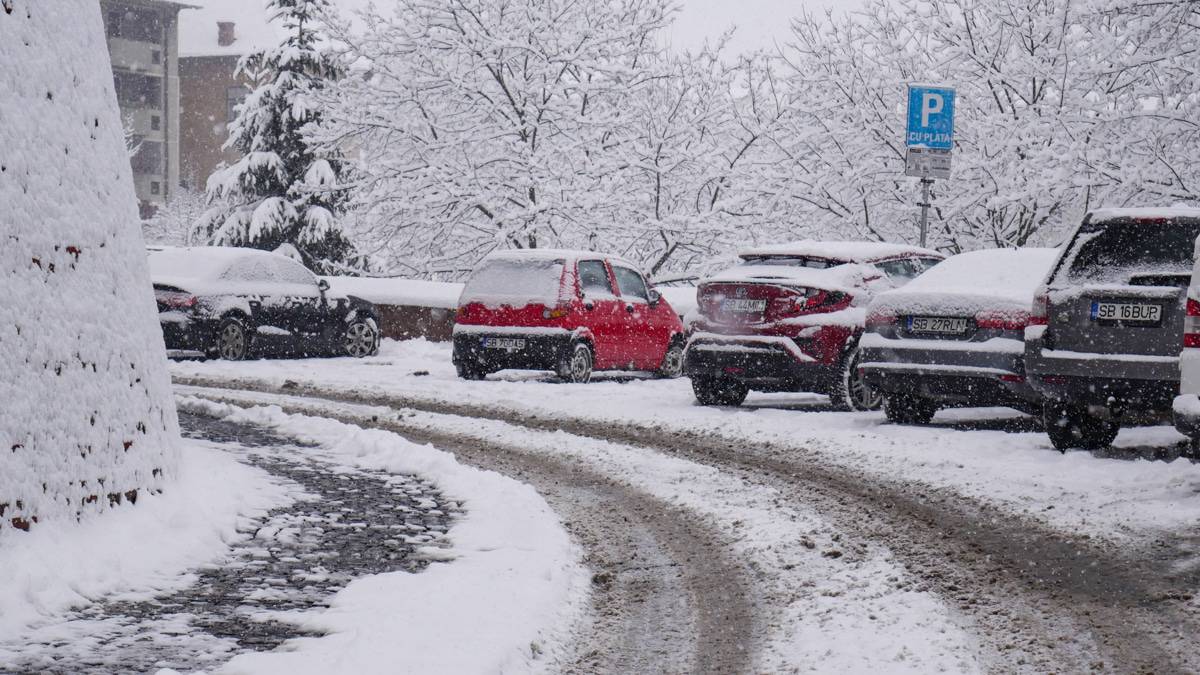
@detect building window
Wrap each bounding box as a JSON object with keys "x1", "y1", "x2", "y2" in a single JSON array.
[
  {"x1": 105, "y1": 7, "x2": 162, "y2": 43},
  {"x1": 150, "y1": 181, "x2": 161, "y2": 195},
  {"x1": 151, "y1": 115, "x2": 161, "y2": 131},
  {"x1": 227, "y1": 86, "x2": 248, "y2": 123},
  {"x1": 151, "y1": 50, "x2": 161, "y2": 65},
  {"x1": 113, "y1": 71, "x2": 162, "y2": 109}
]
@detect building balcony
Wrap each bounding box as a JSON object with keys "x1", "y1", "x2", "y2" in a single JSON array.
[
  {"x1": 108, "y1": 37, "x2": 165, "y2": 76},
  {"x1": 121, "y1": 108, "x2": 166, "y2": 140}
]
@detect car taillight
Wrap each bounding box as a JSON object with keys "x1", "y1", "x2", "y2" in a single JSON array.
[
  {"x1": 975, "y1": 309, "x2": 1030, "y2": 331},
  {"x1": 1029, "y1": 288, "x2": 1049, "y2": 326},
  {"x1": 542, "y1": 307, "x2": 567, "y2": 320},
  {"x1": 865, "y1": 308, "x2": 898, "y2": 330},
  {"x1": 156, "y1": 291, "x2": 197, "y2": 309},
  {"x1": 1184, "y1": 298, "x2": 1200, "y2": 348}
]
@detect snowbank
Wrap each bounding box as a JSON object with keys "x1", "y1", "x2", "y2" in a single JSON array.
[
  {"x1": 0, "y1": 2, "x2": 180, "y2": 531},
  {"x1": 0, "y1": 442, "x2": 289, "y2": 641},
  {"x1": 321, "y1": 276, "x2": 463, "y2": 310},
  {"x1": 176, "y1": 399, "x2": 588, "y2": 675}
]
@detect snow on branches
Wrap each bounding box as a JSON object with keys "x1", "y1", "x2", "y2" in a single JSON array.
[{"x1": 195, "y1": 0, "x2": 359, "y2": 273}]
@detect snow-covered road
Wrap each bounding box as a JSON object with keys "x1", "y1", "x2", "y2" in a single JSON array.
[{"x1": 167, "y1": 338, "x2": 1200, "y2": 672}]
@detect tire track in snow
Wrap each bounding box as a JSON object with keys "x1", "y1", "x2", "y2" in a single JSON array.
[{"x1": 176, "y1": 375, "x2": 1200, "y2": 673}]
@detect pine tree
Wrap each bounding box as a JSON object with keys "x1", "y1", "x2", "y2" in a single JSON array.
[{"x1": 195, "y1": 0, "x2": 358, "y2": 273}]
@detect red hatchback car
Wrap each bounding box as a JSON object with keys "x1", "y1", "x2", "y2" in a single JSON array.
[
  {"x1": 452, "y1": 250, "x2": 686, "y2": 382},
  {"x1": 684, "y1": 240, "x2": 944, "y2": 409}
]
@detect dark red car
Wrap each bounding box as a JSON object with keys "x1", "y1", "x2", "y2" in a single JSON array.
[
  {"x1": 684, "y1": 240, "x2": 944, "y2": 409},
  {"x1": 452, "y1": 250, "x2": 686, "y2": 382}
]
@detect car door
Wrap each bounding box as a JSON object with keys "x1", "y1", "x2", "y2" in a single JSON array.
[
  {"x1": 575, "y1": 258, "x2": 625, "y2": 369},
  {"x1": 270, "y1": 256, "x2": 326, "y2": 356},
  {"x1": 219, "y1": 255, "x2": 286, "y2": 350},
  {"x1": 610, "y1": 263, "x2": 663, "y2": 369}
]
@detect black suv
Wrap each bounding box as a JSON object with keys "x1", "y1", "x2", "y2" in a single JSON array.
[
  {"x1": 1026, "y1": 208, "x2": 1200, "y2": 450},
  {"x1": 147, "y1": 246, "x2": 381, "y2": 360}
]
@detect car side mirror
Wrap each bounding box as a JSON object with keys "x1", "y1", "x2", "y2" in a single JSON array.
[
  {"x1": 317, "y1": 279, "x2": 330, "y2": 293},
  {"x1": 648, "y1": 289, "x2": 662, "y2": 306}
]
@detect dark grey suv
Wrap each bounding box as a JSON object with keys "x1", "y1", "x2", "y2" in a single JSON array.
[{"x1": 1026, "y1": 208, "x2": 1200, "y2": 450}]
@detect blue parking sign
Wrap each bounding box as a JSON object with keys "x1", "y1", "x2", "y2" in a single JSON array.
[{"x1": 906, "y1": 85, "x2": 955, "y2": 150}]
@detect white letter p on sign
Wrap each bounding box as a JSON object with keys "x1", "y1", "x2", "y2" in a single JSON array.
[{"x1": 921, "y1": 93, "x2": 944, "y2": 127}]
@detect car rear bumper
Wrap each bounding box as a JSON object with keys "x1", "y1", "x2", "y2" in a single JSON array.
[
  {"x1": 159, "y1": 312, "x2": 213, "y2": 354},
  {"x1": 1025, "y1": 333, "x2": 1179, "y2": 408},
  {"x1": 683, "y1": 333, "x2": 838, "y2": 391},
  {"x1": 452, "y1": 327, "x2": 572, "y2": 371},
  {"x1": 860, "y1": 334, "x2": 1036, "y2": 406}
]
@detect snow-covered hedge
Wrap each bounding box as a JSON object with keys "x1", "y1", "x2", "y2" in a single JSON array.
[{"x1": 0, "y1": 2, "x2": 180, "y2": 532}]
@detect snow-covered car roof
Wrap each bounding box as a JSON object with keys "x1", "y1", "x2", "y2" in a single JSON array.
[
  {"x1": 1086, "y1": 207, "x2": 1200, "y2": 223},
  {"x1": 704, "y1": 262, "x2": 880, "y2": 294},
  {"x1": 737, "y1": 239, "x2": 943, "y2": 263},
  {"x1": 146, "y1": 246, "x2": 281, "y2": 282},
  {"x1": 869, "y1": 248, "x2": 1060, "y2": 315},
  {"x1": 480, "y1": 249, "x2": 640, "y2": 270}
]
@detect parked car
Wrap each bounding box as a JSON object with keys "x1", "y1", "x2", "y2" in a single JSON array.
[
  {"x1": 1027, "y1": 208, "x2": 1200, "y2": 451},
  {"x1": 683, "y1": 240, "x2": 945, "y2": 409},
  {"x1": 1171, "y1": 234, "x2": 1200, "y2": 456},
  {"x1": 861, "y1": 248, "x2": 1059, "y2": 423},
  {"x1": 147, "y1": 246, "x2": 381, "y2": 360},
  {"x1": 452, "y1": 250, "x2": 686, "y2": 382}
]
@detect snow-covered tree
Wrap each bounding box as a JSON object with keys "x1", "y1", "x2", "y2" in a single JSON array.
[
  {"x1": 142, "y1": 187, "x2": 207, "y2": 246},
  {"x1": 313, "y1": 0, "x2": 673, "y2": 277},
  {"x1": 195, "y1": 0, "x2": 358, "y2": 273}
]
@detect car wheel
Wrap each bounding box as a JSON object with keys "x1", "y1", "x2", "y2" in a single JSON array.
[
  {"x1": 1043, "y1": 401, "x2": 1120, "y2": 452},
  {"x1": 883, "y1": 394, "x2": 938, "y2": 425},
  {"x1": 692, "y1": 376, "x2": 749, "y2": 406},
  {"x1": 343, "y1": 316, "x2": 380, "y2": 358},
  {"x1": 557, "y1": 343, "x2": 594, "y2": 383},
  {"x1": 830, "y1": 346, "x2": 882, "y2": 412},
  {"x1": 214, "y1": 317, "x2": 251, "y2": 361},
  {"x1": 656, "y1": 341, "x2": 685, "y2": 379}
]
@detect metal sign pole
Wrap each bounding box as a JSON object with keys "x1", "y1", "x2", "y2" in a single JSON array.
[{"x1": 918, "y1": 177, "x2": 933, "y2": 248}]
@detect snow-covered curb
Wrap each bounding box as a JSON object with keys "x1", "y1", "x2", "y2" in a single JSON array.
[
  {"x1": 0, "y1": 442, "x2": 290, "y2": 643},
  {"x1": 176, "y1": 397, "x2": 589, "y2": 675}
]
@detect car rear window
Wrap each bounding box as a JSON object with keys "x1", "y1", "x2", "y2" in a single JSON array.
[
  {"x1": 1059, "y1": 220, "x2": 1200, "y2": 285},
  {"x1": 460, "y1": 257, "x2": 566, "y2": 306}
]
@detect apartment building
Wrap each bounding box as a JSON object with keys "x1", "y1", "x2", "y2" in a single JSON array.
[{"x1": 100, "y1": 0, "x2": 190, "y2": 218}]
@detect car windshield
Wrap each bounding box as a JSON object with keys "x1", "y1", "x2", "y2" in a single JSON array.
[
  {"x1": 739, "y1": 255, "x2": 838, "y2": 269},
  {"x1": 1060, "y1": 220, "x2": 1200, "y2": 284},
  {"x1": 460, "y1": 257, "x2": 566, "y2": 305}
]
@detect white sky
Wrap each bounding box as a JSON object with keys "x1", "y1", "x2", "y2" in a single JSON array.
[{"x1": 669, "y1": 0, "x2": 865, "y2": 54}]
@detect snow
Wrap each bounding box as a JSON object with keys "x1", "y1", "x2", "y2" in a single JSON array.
[
  {"x1": 704, "y1": 262, "x2": 881, "y2": 293},
  {"x1": 321, "y1": 277, "x2": 463, "y2": 310},
  {"x1": 178, "y1": 0, "x2": 375, "y2": 58},
  {"x1": 738, "y1": 239, "x2": 942, "y2": 263},
  {"x1": 459, "y1": 255, "x2": 567, "y2": 307},
  {"x1": 0, "y1": 1, "x2": 180, "y2": 532},
  {"x1": 869, "y1": 248, "x2": 1059, "y2": 316},
  {"x1": 171, "y1": 339, "x2": 1200, "y2": 544},
  {"x1": 174, "y1": 398, "x2": 588, "y2": 675},
  {"x1": 147, "y1": 246, "x2": 266, "y2": 282},
  {"x1": 0, "y1": 442, "x2": 289, "y2": 642},
  {"x1": 1088, "y1": 206, "x2": 1200, "y2": 223},
  {"x1": 656, "y1": 285, "x2": 697, "y2": 317}
]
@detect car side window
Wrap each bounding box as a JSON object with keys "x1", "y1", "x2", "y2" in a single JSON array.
[
  {"x1": 612, "y1": 266, "x2": 650, "y2": 302},
  {"x1": 221, "y1": 256, "x2": 277, "y2": 282},
  {"x1": 274, "y1": 257, "x2": 318, "y2": 286},
  {"x1": 877, "y1": 259, "x2": 920, "y2": 282},
  {"x1": 578, "y1": 260, "x2": 615, "y2": 296}
]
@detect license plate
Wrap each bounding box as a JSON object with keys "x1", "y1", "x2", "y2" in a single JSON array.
[
  {"x1": 908, "y1": 316, "x2": 970, "y2": 334},
  {"x1": 721, "y1": 298, "x2": 767, "y2": 313},
  {"x1": 482, "y1": 337, "x2": 526, "y2": 350},
  {"x1": 1090, "y1": 301, "x2": 1162, "y2": 324}
]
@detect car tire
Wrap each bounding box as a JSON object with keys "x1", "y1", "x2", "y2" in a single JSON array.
[
  {"x1": 830, "y1": 345, "x2": 882, "y2": 412},
  {"x1": 343, "y1": 316, "x2": 380, "y2": 358},
  {"x1": 655, "y1": 341, "x2": 685, "y2": 379},
  {"x1": 456, "y1": 359, "x2": 488, "y2": 381},
  {"x1": 1043, "y1": 401, "x2": 1120, "y2": 452},
  {"x1": 213, "y1": 316, "x2": 251, "y2": 361},
  {"x1": 883, "y1": 394, "x2": 938, "y2": 425},
  {"x1": 692, "y1": 376, "x2": 749, "y2": 406},
  {"x1": 557, "y1": 342, "x2": 594, "y2": 383}
]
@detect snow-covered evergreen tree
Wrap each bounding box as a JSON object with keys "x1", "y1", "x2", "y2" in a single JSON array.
[{"x1": 195, "y1": 0, "x2": 358, "y2": 273}]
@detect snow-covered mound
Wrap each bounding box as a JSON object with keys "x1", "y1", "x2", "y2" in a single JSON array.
[{"x1": 0, "y1": 2, "x2": 180, "y2": 532}]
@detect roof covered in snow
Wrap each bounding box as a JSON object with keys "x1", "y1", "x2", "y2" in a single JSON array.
[
  {"x1": 481, "y1": 249, "x2": 639, "y2": 270},
  {"x1": 738, "y1": 240, "x2": 943, "y2": 263},
  {"x1": 179, "y1": 0, "x2": 372, "y2": 58},
  {"x1": 870, "y1": 248, "x2": 1060, "y2": 315},
  {"x1": 1086, "y1": 206, "x2": 1200, "y2": 223},
  {"x1": 704, "y1": 262, "x2": 880, "y2": 293},
  {"x1": 147, "y1": 245, "x2": 278, "y2": 281}
]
